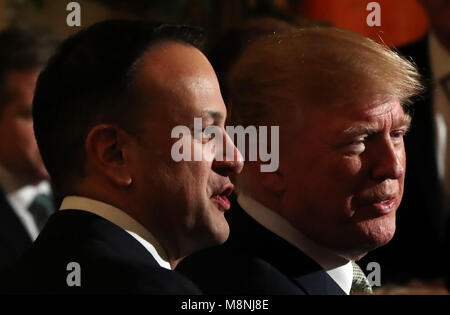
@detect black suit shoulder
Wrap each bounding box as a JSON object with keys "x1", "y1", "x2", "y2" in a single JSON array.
[
  {"x1": 177, "y1": 200, "x2": 344, "y2": 295},
  {"x1": 0, "y1": 189, "x2": 33, "y2": 270},
  {"x1": 179, "y1": 241, "x2": 303, "y2": 295},
  {"x1": 1, "y1": 210, "x2": 201, "y2": 294}
]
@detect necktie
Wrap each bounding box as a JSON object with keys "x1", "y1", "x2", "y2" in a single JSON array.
[
  {"x1": 350, "y1": 261, "x2": 373, "y2": 295},
  {"x1": 28, "y1": 194, "x2": 55, "y2": 231}
]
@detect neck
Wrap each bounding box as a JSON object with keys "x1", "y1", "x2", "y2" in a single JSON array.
[
  {"x1": 169, "y1": 257, "x2": 183, "y2": 270},
  {"x1": 0, "y1": 164, "x2": 41, "y2": 193}
]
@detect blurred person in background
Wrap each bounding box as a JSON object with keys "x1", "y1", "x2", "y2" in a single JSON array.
[{"x1": 0, "y1": 27, "x2": 59, "y2": 271}]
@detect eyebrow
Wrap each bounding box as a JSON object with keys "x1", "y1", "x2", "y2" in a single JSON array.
[
  {"x1": 202, "y1": 109, "x2": 225, "y2": 122},
  {"x1": 343, "y1": 114, "x2": 412, "y2": 136}
]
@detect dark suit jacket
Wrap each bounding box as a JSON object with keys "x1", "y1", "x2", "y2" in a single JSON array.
[
  {"x1": 177, "y1": 198, "x2": 345, "y2": 295},
  {"x1": 0, "y1": 189, "x2": 33, "y2": 270},
  {"x1": 360, "y1": 34, "x2": 447, "y2": 282},
  {"x1": 0, "y1": 210, "x2": 201, "y2": 294}
]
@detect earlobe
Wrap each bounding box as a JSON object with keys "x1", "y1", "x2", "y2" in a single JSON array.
[{"x1": 85, "y1": 124, "x2": 133, "y2": 187}]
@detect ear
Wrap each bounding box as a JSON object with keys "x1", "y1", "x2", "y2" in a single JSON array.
[{"x1": 85, "y1": 124, "x2": 133, "y2": 187}]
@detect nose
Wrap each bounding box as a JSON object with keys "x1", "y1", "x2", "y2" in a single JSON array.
[
  {"x1": 212, "y1": 129, "x2": 244, "y2": 176},
  {"x1": 370, "y1": 138, "x2": 405, "y2": 181}
]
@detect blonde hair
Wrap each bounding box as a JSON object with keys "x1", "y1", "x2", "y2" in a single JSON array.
[{"x1": 228, "y1": 27, "x2": 423, "y2": 127}]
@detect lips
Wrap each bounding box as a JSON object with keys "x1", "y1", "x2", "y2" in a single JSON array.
[
  {"x1": 211, "y1": 184, "x2": 234, "y2": 211},
  {"x1": 358, "y1": 195, "x2": 397, "y2": 215}
]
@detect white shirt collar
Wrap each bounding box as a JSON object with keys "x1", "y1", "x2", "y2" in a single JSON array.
[
  {"x1": 0, "y1": 164, "x2": 51, "y2": 240},
  {"x1": 59, "y1": 196, "x2": 171, "y2": 270},
  {"x1": 7, "y1": 181, "x2": 51, "y2": 212},
  {"x1": 0, "y1": 163, "x2": 51, "y2": 210},
  {"x1": 237, "y1": 193, "x2": 353, "y2": 295}
]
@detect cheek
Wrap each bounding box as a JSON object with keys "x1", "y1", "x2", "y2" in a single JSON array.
[
  {"x1": 169, "y1": 161, "x2": 213, "y2": 200},
  {"x1": 321, "y1": 156, "x2": 365, "y2": 217},
  {"x1": 286, "y1": 154, "x2": 362, "y2": 202},
  {"x1": 401, "y1": 147, "x2": 407, "y2": 174},
  {"x1": 320, "y1": 156, "x2": 363, "y2": 196},
  {"x1": 14, "y1": 120, "x2": 35, "y2": 142},
  {"x1": 8, "y1": 121, "x2": 37, "y2": 154}
]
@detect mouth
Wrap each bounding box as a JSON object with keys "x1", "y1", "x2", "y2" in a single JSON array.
[
  {"x1": 211, "y1": 184, "x2": 234, "y2": 211},
  {"x1": 358, "y1": 195, "x2": 397, "y2": 215}
]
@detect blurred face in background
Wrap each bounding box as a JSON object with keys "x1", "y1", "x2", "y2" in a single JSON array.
[
  {"x1": 280, "y1": 98, "x2": 409, "y2": 260},
  {"x1": 0, "y1": 70, "x2": 49, "y2": 186}
]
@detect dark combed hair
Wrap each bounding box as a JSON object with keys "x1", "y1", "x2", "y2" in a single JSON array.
[
  {"x1": 0, "y1": 27, "x2": 59, "y2": 112},
  {"x1": 32, "y1": 20, "x2": 204, "y2": 195}
]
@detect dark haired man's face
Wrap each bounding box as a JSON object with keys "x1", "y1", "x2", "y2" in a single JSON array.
[
  {"x1": 128, "y1": 42, "x2": 243, "y2": 257},
  {"x1": 0, "y1": 70, "x2": 49, "y2": 185},
  {"x1": 280, "y1": 99, "x2": 408, "y2": 260}
]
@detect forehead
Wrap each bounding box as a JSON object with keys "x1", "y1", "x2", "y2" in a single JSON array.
[
  {"x1": 134, "y1": 41, "x2": 225, "y2": 121},
  {"x1": 302, "y1": 99, "x2": 407, "y2": 135}
]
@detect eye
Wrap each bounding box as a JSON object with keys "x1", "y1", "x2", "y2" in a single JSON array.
[
  {"x1": 391, "y1": 130, "x2": 405, "y2": 138},
  {"x1": 194, "y1": 125, "x2": 221, "y2": 144},
  {"x1": 391, "y1": 129, "x2": 406, "y2": 144},
  {"x1": 346, "y1": 137, "x2": 366, "y2": 155},
  {"x1": 202, "y1": 128, "x2": 214, "y2": 143},
  {"x1": 193, "y1": 128, "x2": 210, "y2": 143},
  {"x1": 351, "y1": 138, "x2": 365, "y2": 145}
]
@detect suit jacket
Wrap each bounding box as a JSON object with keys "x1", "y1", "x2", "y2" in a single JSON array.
[
  {"x1": 0, "y1": 210, "x2": 201, "y2": 294},
  {"x1": 177, "y1": 198, "x2": 345, "y2": 295},
  {"x1": 360, "y1": 34, "x2": 447, "y2": 282},
  {"x1": 0, "y1": 189, "x2": 33, "y2": 270}
]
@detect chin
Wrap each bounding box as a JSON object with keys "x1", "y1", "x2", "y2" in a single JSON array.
[
  {"x1": 338, "y1": 216, "x2": 396, "y2": 260},
  {"x1": 359, "y1": 220, "x2": 396, "y2": 252},
  {"x1": 194, "y1": 212, "x2": 230, "y2": 250},
  {"x1": 209, "y1": 218, "x2": 230, "y2": 245},
  {"x1": 27, "y1": 163, "x2": 50, "y2": 183}
]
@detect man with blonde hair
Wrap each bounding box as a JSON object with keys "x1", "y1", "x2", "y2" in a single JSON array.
[{"x1": 178, "y1": 27, "x2": 422, "y2": 295}]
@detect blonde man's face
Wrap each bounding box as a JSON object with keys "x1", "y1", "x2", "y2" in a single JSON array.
[{"x1": 279, "y1": 99, "x2": 409, "y2": 260}]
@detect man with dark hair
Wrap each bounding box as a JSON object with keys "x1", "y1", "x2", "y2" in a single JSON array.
[
  {"x1": 0, "y1": 27, "x2": 59, "y2": 270},
  {"x1": 2, "y1": 20, "x2": 243, "y2": 294}
]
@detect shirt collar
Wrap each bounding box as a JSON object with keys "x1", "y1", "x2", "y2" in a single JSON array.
[
  {"x1": 0, "y1": 164, "x2": 51, "y2": 210},
  {"x1": 237, "y1": 193, "x2": 353, "y2": 295},
  {"x1": 7, "y1": 181, "x2": 51, "y2": 212},
  {"x1": 59, "y1": 196, "x2": 171, "y2": 270}
]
